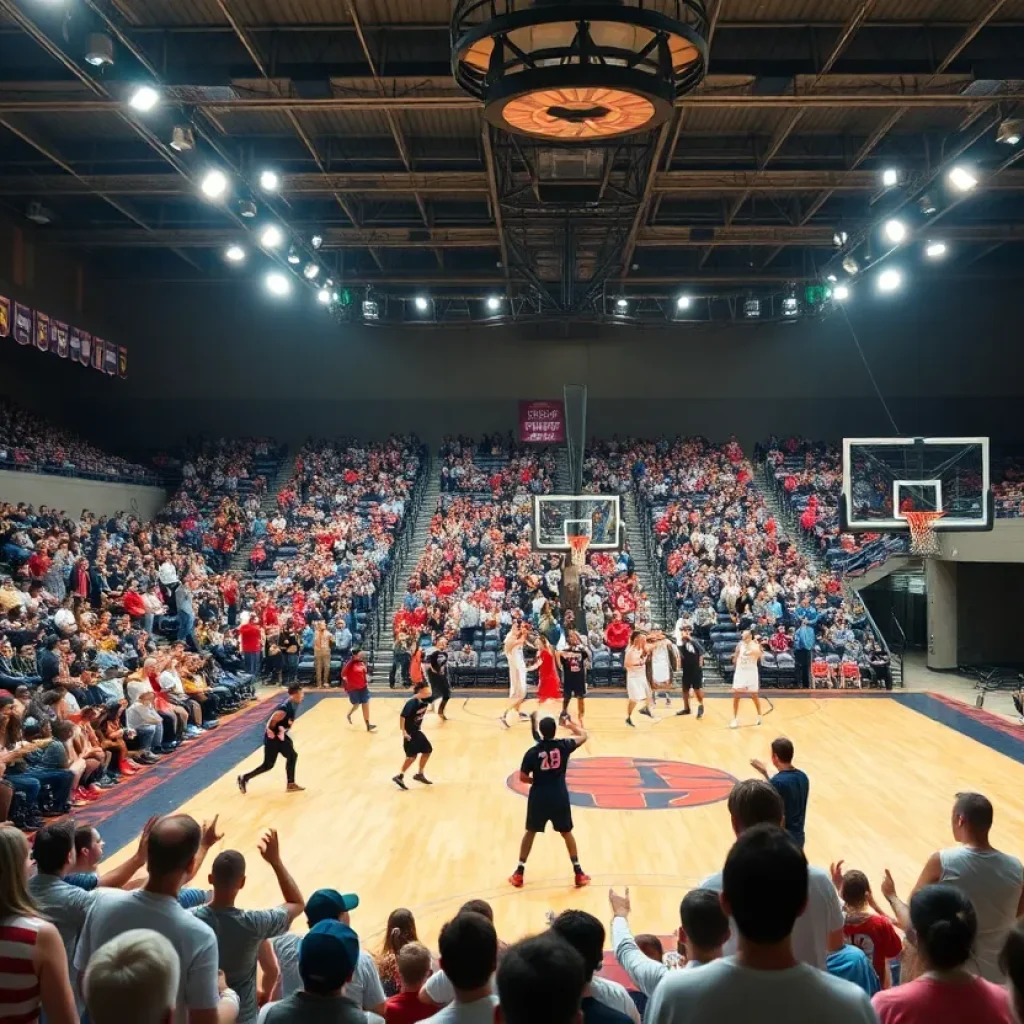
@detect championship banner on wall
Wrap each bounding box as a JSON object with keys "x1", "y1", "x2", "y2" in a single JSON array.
[
  {"x1": 14, "y1": 304, "x2": 31, "y2": 345},
  {"x1": 518, "y1": 399, "x2": 566, "y2": 444},
  {"x1": 0, "y1": 295, "x2": 125, "y2": 375},
  {"x1": 54, "y1": 321, "x2": 69, "y2": 358},
  {"x1": 34, "y1": 311, "x2": 50, "y2": 352}
]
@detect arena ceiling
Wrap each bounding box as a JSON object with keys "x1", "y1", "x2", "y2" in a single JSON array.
[{"x1": 2, "y1": 0, "x2": 1024, "y2": 321}]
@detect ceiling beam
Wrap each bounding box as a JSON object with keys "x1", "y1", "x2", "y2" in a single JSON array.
[
  {"x1": 481, "y1": 125, "x2": 511, "y2": 297},
  {"x1": 619, "y1": 121, "x2": 673, "y2": 275},
  {"x1": 10, "y1": 168, "x2": 1024, "y2": 198},
  {"x1": 44, "y1": 222, "x2": 1024, "y2": 250},
  {"x1": 1, "y1": 91, "x2": 1021, "y2": 115},
  {"x1": 797, "y1": 0, "x2": 1010, "y2": 227},
  {"x1": 699, "y1": 0, "x2": 879, "y2": 269}
]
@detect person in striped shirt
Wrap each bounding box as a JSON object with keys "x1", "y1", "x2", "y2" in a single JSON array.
[{"x1": 0, "y1": 824, "x2": 77, "y2": 1024}]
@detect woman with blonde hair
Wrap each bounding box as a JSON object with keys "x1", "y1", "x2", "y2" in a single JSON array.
[
  {"x1": 0, "y1": 825, "x2": 78, "y2": 1024},
  {"x1": 376, "y1": 907, "x2": 420, "y2": 996}
]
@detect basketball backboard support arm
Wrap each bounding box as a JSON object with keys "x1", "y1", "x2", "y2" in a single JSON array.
[
  {"x1": 840, "y1": 436, "x2": 993, "y2": 532},
  {"x1": 563, "y1": 384, "x2": 587, "y2": 497}
]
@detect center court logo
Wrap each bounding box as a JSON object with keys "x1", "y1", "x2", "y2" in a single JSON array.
[{"x1": 506, "y1": 757, "x2": 737, "y2": 810}]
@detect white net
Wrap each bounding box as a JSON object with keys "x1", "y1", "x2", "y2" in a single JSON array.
[{"x1": 904, "y1": 511, "x2": 945, "y2": 557}]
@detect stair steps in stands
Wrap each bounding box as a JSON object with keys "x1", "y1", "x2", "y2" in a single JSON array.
[
  {"x1": 369, "y1": 457, "x2": 440, "y2": 687},
  {"x1": 229, "y1": 444, "x2": 295, "y2": 575}
]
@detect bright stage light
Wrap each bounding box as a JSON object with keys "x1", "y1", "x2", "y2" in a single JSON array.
[
  {"x1": 265, "y1": 271, "x2": 291, "y2": 297},
  {"x1": 881, "y1": 168, "x2": 899, "y2": 188},
  {"x1": 128, "y1": 85, "x2": 159, "y2": 112},
  {"x1": 317, "y1": 288, "x2": 331, "y2": 305},
  {"x1": 883, "y1": 218, "x2": 907, "y2": 244},
  {"x1": 260, "y1": 224, "x2": 284, "y2": 249},
  {"x1": 486, "y1": 296, "x2": 502, "y2": 311},
  {"x1": 200, "y1": 169, "x2": 228, "y2": 200},
  {"x1": 676, "y1": 295, "x2": 691, "y2": 310},
  {"x1": 310, "y1": 234, "x2": 324, "y2": 250},
  {"x1": 877, "y1": 268, "x2": 903, "y2": 293},
  {"x1": 286, "y1": 248, "x2": 301, "y2": 264},
  {"x1": 948, "y1": 166, "x2": 978, "y2": 192},
  {"x1": 414, "y1": 296, "x2": 429, "y2": 312},
  {"x1": 303, "y1": 263, "x2": 320, "y2": 280},
  {"x1": 615, "y1": 297, "x2": 628, "y2": 310},
  {"x1": 743, "y1": 296, "x2": 761, "y2": 319},
  {"x1": 224, "y1": 244, "x2": 246, "y2": 263},
  {"x1": 826, "y1": 274, "x2": 838, "y2": 283},
  {"x1": 925, "y1": 241, "x2": 948, "y2": 259},
  {"x1": 834, "y1": 284, "x2": 850, "y2": 301},
  {"x1": 259, "y1": 169, "x2": 280, "y2": 192}
]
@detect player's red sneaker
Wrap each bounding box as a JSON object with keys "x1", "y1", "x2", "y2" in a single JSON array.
[
  {"x1": 508, "y1": 872, "x2": 524, "y2": 888},
  {"x1": 574, "y1": 872, "x2": 592, "y2": 888}
]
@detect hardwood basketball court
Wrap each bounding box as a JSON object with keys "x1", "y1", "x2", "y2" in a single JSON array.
[{"x1": 98, "y1": 691, "x2": 1024, "y2": 951}]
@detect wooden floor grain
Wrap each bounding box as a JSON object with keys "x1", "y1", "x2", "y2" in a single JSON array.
[{"x1": 100, "y1": 695, "x2": 1024, "y2": 951}]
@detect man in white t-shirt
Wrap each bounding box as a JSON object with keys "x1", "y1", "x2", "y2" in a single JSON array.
[
  {"x1": 645, "y1": 825, "x2": 875, "y2": 1024},
  {"x1": 74, "y1": 814, "x2": 239, "y2": 1024},
  {"x1": 699, "y1": 780, "x2": 844, "y2": 970}
]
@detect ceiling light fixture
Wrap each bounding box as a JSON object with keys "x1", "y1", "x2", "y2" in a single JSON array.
[
  {"x1": 925, "y1": 240, "x2": 948, "y2": 259},
  {"x1": 310, "y1": 234, "x2": 324, "y2": 250},
  {"x1": 947, "y1": 165, "x2": 978, "y2": 193},
  {"x1": 169, "y1": 125, "x2": 195, "y2": 152},
  {"x1": 303, "y1": 263, "x2": 320, "y2": 280},
  {"x1": 127, "y1": 85, "x2": 159, "y2": 112},
  {"x1": 200, "y1": 169, "x2": 229, "y2": 200},
  {"x1": 833, "y1": 285, "x2": 850, "y2": 301},
  {"x1": 224, "y1": 244, "x2": 246, "y2": 263},
  {"x1": 414, "y1": 296, "x2": 430, "y2": 312},
  {"x1": 877, "y1": 268, "x2": 903, "y2": 293},
  {"x1": 997, "y1": 119, "x2": 1022, "y2": 146},
  {"x1": 265, "y1": 271, "x2": 291, "y2": 297},
  {"x1": 260, "y1": 224, "x2": 284, "y2": 249},
  {"x1": 883, "y1": 218, "x2": 907, "y2": 244},
  {"x1": 85, "y1": 33, "x2": 114, "y2": 67},
  {"x1": 881, "y1": 168, "x2": 899, "y2": 188},
  {"x1": 259, "y1": 169, "x2": 280, "y2": 192},
  {"x1": 317, "y1": 288, "x2": 332, "y2": 305}
]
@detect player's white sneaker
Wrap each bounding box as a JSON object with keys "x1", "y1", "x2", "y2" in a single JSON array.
[
  {"x1": 756, "y1": 716, "x2": 762, "y2": 726},
  {"x1": 729, "y1": 718, "x2": 738, "y2": 729}
]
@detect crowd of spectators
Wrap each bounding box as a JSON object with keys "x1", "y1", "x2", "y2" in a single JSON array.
[
  {"x1": 994, "y1": 454, "x2": 1024, "y2": 519},
  {"x1": 583, "y1": 437, "x2": 891, "y2": 689},
  {"x1": 394, "y1": 438, "x2": 647, "y2": 684},
  {"x1": 756, "y1": 438, "x2": 909, "y2": 576},
  {"x1": 0, "y1": 400, "x2": 160, "y2": 485},
  {"x1": 4, "y1": 778, "x2": 1024, "y2": 1024}
]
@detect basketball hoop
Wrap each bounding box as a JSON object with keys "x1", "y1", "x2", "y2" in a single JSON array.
[
  {"x1": 567, "y1": 533, "x2": 590, "y2": 568},
  {"x1": 903, "y1": 510, "x2": 946, "y2": 556}
]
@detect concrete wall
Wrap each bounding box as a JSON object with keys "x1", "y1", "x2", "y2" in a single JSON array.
[
  {"x1": 956, "y1": 562, "x2": 1024, "y2": 666},
  {"x1": 937, "y1": 520, "x2": 1024, "y2": 563},
  {"x1": 0, "y1": 470, "x2": 166, "y2": 520}
]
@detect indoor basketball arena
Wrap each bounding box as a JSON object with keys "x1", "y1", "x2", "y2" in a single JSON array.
[{"x1": 2, "y1": 2, "x2": 1024, "y2": 1023}]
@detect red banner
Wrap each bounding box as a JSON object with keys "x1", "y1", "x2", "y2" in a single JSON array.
[
  {"x1": 0, "y1": 296, "x2": 9, "y2": 339},
  {"x1": 518, "y1": 400, "x2": 566, "y2": 444}
]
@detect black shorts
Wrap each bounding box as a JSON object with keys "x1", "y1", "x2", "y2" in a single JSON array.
[
  {"x1": 681, "y1": 671, "x2": 703, "y2": 692},
  {"x1": 403, "y1": 732, "x2": 433, "y2": 757},
  {"x1": 526, "y1": 793, "x2": 573, "y2": 833},
  {"x1": 564, "y1": 676, "x2": 587, "y2": 699}
]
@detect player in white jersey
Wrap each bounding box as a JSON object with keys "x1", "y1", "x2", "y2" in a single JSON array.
[
  {"x1": 647, "y1": 628, "x2": 677, "y2": 708},
  {"x1": 730, "y1": 629, "x2": 764, "y2": 728},
  {"x1": 624, "y1": 630, "x2": 654, "y2": 728},
  {"x1": 501, "y1": 620, "x2": 532, "y2": 728}
]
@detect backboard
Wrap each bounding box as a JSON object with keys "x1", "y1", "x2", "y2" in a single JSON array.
[
  {"x1": 840, "y1": 436, "x2": 992, "y2": 532},
  {"x1": 532, "y1": 494, "x2": 622, "y2": 551}
]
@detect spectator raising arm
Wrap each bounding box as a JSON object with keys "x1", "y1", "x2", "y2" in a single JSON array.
[{"x1": 257, "y1": 828, "x2": 305, "y2": 922}]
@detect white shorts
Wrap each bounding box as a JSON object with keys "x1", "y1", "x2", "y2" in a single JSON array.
[
  {"x1": 732, "y1": 668, "x2": 760, "y2": 693},
  {"x1": 626, "y1": 675, "x2": 651, "y2": 702},
  {"x1": 509, "y1": 666, "x2": 527, "y2": 701}
]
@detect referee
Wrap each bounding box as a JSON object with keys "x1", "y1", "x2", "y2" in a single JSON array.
[{"x1": 675, "y1": 624, "x2": 706, "y2": 719}]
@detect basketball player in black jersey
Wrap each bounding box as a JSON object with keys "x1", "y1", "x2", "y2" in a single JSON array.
[
  {"x1": 425, "y1": 638, "x2": 451, "y2": 720},
  {"x1": 558, "y1": 630, "x2": 590, "y2": 727},
  {"x1": 509, "y1": 712, "x2": 590, "y2": 889},
  {"x1": 237, "y1": 683, "x2": 305, "y2": 794},
  {"x1": 393, "y1": 681, "x2": 434, "y2": 790}
]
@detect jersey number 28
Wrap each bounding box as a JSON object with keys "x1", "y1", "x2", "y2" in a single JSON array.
[{"x1": 539, "y1": 749, "x2": 562, "y2": 771}]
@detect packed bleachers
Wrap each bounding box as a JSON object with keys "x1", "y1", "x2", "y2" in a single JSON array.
[
  {"x1": 756, "y1": 437, "x2": 910, "y2": 576},
  {"x1": 0, "y1": 399, "x2": 161, "y2": 485},
  {"x1": 994, "y1": 452, "x2": 1024, "y2": 518},
  {"x1": 584, "y1": 437, "x2": 891, "y2": 689},
  {"x1": 267, "y1": 436, "x2": 425, "y2": 679}
]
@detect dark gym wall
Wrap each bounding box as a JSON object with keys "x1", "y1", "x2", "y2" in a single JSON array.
[
  {"x1": 956, "y1": 563, "x2": 1024, "y2": 666},
  {"x1": 3, "y1": 247, "x2": 1024, "y2": 450}
]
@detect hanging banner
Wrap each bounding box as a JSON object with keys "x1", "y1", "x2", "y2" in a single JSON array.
[
  {"x1": 104, "y1": 342, "x2": 117, "y2": 375},
  {"x1": 118, "y1": 346, "x2": 128, "y2": 379},
  {"x1": 80, "y1": 332, "x2": 92, "y2": 366},
  {"x1": 14, "y1": 304, "x2": 31, "y2": 345},
  {"x1": 34, "y1": 310, "x2": 50, "y2": 352},
  {"x1": 0, "y1": 296, "x2": 9, "y2": 339},
  {"x1": 518, "y1": 399, "x2": 566, "y2": 444},
  {"x1": 69, "y1": 327, "x2": 81, "y2": 362},
  {"x1": 54, "y1": 321, "x2": 69, "y2": 358},
  {"x1": 92, "y1": 336, "x2": 105, "y2": 371}
]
